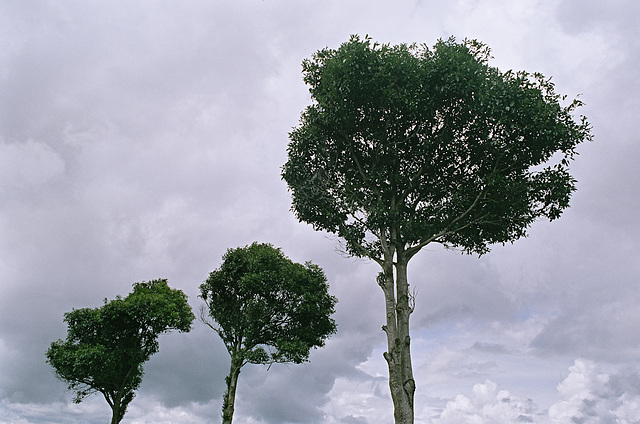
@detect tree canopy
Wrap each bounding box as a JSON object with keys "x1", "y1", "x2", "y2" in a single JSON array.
[
  {"x1": 46, "y1": 279, "x2": 195, "y2": 424},
  {"x1": 199, "y1": 242, "x2": 337, "y2": 424},
  {"x1": 283, "y1": 35, "x2": 592, "y2": 260},
  {"x1": 282, "y1": 35, "x2": 591, "y2": 424}
]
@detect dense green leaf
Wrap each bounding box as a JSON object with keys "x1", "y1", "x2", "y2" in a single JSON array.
[
  {"x1": 283, "y1": 35, "x2": 592, "y2": 258},
  {"x1": 46, "y1": 279, "x2": 194, "y2": 424},
  {"x1": 282, "y1": 35, "x2": 592, "y2": 424},
  {"x1": 199, "y1": 242, "x2": 337, "y2": 424},
  {"x1": 199, "y1": 242, "x2": 337, "y2": 365}
]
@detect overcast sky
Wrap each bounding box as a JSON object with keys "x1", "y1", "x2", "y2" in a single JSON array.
[{"x1": 1, "y1": 0, "x2": 639, "y2": 423}]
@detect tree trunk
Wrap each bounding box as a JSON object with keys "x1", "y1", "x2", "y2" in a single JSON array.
[
  {"x1": 105, "y1": 392, "x2": 124, "y2": 424},
  {"x1": 222, "y1": 355, "x2": 242, "y2": 424},
  {"x1": 110, "y1": 399, "x2": 122, "y2": 424},
  {"x1": 379, "y1": 253, "x2": 415, "y2": 424}
]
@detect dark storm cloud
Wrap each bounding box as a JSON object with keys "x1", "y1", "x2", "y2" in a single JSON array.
[
  {"x1": 141, "y1": 325, "x2": 229, "y2": 406},
  {"x1": 0, "y1": 0, "x2": 321, "y2": 415}
]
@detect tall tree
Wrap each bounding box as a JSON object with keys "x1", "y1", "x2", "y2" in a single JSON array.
[
  {"x1": 199, "y1": 242, "x2": 337, "y2": 424},
  {"x1": 46, "y1": 279, "x2": 195, "y2": 424},
  {"x1": 282, "y1": 35, "x2": 592, "y2": 424}
]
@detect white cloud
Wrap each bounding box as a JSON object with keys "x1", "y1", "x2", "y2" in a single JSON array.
[
  {"x1": 548, "y1": 359, "x2": 640, "y2": 424},
  {"x1": 437, "y1": 380, "x2": 537, "y2": 423},
  {"x1": 548, "y1": 359, "x2": 609, "y2": 423},
  {"x1": 429, "y1": 360, "x2": 640, "y2": 424}
]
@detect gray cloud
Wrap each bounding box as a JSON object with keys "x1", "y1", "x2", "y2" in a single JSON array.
[{"x1": 2, "y1": 0, "x2": 640, "y2": 423}]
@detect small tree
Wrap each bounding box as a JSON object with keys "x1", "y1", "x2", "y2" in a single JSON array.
[
  {"x1": 46, "y1": 279, "x2": 195, "y2": 424},
  {"x1": 199, "y1": 242, "x2": 337, "y2": 424},
  {"x1": 282, "y1": 35, "x2": 592, "y2": 424}
]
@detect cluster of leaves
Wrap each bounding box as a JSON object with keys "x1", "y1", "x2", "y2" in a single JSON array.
[
  {"x1": 199, "y1": 242, "x2": 337, "y2": 366},
  {"x1": 283, "y1": 35, "x2": 592, "y2": 258},
  {"x1": 46, "y1": 279, "x2": 194, "y2": 421},
  {"x1": 47, "y1": 247, "x2": 336, "y2": 424}
]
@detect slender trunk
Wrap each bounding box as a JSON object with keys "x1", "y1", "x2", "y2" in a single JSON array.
[
  {"x1": 110, "y1": 398, "x2": 122, "y2": 424},
  {"x1": 104, "y1": 391, "x2": 123, "y2": 424},
  {"x1": 106, "y1": 365, "x2": 136, "y2": 424},
  {"x1": 222, "y1": 355, "x2": 243, "y2": 424},
  {"x1": 379, "y1": 251, "x2": 415, "y2": 424}
]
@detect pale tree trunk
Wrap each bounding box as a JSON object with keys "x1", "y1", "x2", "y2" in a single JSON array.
[
  {"x1": 222, "y1": 355, "x2": 242, "y2": 424},
  {"x1": 379, "y1": 248, "x2": 415, "y2": 424}
]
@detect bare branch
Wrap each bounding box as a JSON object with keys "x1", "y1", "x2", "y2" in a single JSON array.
[
  {"x1": 199, "y1": 304, "x2": 221, "y2": 335},
  {"x1": 408, "y1": 286, "x2": 417, "y2": 314}
]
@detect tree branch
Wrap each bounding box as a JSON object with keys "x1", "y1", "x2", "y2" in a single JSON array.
[{"x1": 406, "y1": 187, "x2": 487, "y2": 259}]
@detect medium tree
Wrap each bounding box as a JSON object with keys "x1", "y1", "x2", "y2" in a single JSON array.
[
  {"x1": 282, "y1": 35, "x2": 592, "y2": 424},
  {"x1": 199, "y1": 242, "x2": 337, "y2": 424},
  {"x1": 46, "y1": 279, "x2": 195, "y2": 424}
]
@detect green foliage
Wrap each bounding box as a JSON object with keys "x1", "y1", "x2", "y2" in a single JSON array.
[
  {"x1": 282, "y1": 35, "x2": 592, "y2": 258},
  {"x1": 46, "y1": 279, "x2": 195, "y2": 423},
  {"x1": 283, "y1": 35, "x2": 592, "y2": 423},
  {"x1": 199, "y1": 242, "x2": 337, "y2": 365}
]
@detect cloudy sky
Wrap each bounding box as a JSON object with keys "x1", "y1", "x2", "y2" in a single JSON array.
[{"x1": 1, "y1": 0, "x2": 639, "y2": 423}]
